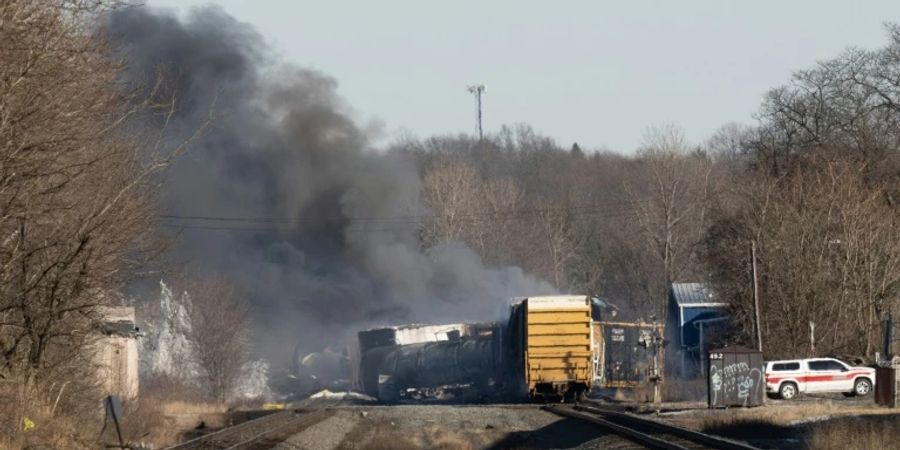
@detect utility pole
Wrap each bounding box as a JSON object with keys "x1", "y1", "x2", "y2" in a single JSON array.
[
  {"x1": 810, "y1": 321, "x2": 816, "y2": 356},
  {"x1": 751, "y1": 241, "x2": 763, "y2": 352},
  {"x1": 467, "y1": 84, "x2": 485, "y2": 141},
  {"x1": 640, "y1": 315, "x2": 667, "y2": 408}
]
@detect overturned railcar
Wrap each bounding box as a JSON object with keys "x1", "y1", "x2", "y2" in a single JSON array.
[{"x1": 356, "y1": 323, "x2": 503, "y2": 401}]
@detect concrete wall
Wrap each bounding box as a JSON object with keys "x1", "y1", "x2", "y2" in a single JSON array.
[{"x1": 94, "y1": 306, "x2": 139, "y2": 399}]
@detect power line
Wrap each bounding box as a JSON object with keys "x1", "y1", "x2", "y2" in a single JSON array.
[
  {"x1": 157, "y1": 199, "x2": 646, "y2": 225},
  {"x1": 157, "y1": 201, "x2": 645, "y2": 235}
]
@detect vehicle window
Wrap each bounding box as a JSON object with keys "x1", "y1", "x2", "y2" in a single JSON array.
[
  {"x1": 771, "y1": 362, "x2": 800, "y2": 371},
  {"x1": 808, "y1": 360, "x2": 844, "y2": 371}
]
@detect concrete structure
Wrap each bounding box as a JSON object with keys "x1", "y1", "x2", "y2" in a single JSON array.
[
  {"x1": 94, "y1": 306, "x2": 140, "y2": 399},
  {"x1": 666, "y1": 283, "x2": 729, "y2": 378}
]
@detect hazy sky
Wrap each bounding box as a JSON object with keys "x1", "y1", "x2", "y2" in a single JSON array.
[{"x1": 146, "y1": 1, "x2": 900, "y2": 153}]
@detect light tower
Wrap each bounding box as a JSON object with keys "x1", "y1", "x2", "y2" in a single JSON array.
[{"x1": 467, "y1": 84, "x2": 486, "y2": 141}]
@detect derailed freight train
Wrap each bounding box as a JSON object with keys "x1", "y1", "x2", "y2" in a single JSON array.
[
  {"x1": 353, "y1": 295, "x2": 662, "y2": 401},
  {"x1": 356, "y1": 323, "x2": 503, "y2": 401}
]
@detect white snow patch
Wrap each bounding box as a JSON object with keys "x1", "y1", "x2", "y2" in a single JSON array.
[
  {"x1": 309, "y1": 389, "x2": 376, "y2": 401},
  {"x1": 138, "y1": 280, "x2": 271, "y2": 400}
]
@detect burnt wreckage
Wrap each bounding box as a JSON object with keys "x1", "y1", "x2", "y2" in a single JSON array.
[
  {"x1": 352, "y1": 295, "x2": 666, "y2": 401},
  {"x1": 357, "y1": 323, "x2": 501, "y2": 401}
]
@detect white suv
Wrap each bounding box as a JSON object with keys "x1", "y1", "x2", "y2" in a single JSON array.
[{"x1": 764, "y1": 358, "x2": 875, "y2": 400}]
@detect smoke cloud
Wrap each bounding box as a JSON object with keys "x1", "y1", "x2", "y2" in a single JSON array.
[{"x1": 109, "y1": 6, "x2": 553, "y2": 364}]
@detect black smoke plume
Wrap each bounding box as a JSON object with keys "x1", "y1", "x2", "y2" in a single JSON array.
[{"x1": 109, "y1": 6, "x2": 553, "y2": 365}]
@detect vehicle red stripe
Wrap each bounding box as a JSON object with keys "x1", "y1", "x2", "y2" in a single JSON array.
[{"x1": 766, "y1": 371, "x2": 871, "y2": 385}]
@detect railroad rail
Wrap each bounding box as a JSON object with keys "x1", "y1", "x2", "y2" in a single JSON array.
[
  {"x1": 163, "y1": 403, "x2": 336, "y2": 450},
  {"x1": 544, "y1": 404, "x2": 760, "y2": 450}
]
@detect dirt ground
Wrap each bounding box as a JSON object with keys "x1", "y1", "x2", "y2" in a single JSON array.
[
  {"x1": 273, "y1": 405, "x2": 643, "y2": 450},
  {"x1": 168, "y1": 392, "x2": 897, "y2": 450}
]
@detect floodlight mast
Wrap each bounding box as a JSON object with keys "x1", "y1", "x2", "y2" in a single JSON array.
[{"x1": 467, "y1": 84, "x2": 486, "y2": 141}]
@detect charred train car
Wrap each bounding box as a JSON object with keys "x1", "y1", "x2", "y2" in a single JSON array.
[
  {"x1": 354, "y1": 296, "x2": 658, "y2": 401},
  {"x1": 356, "y1": 323, "x2": 504, "y2": 401},
  {"x1": 592, "y1": 321, "x2": 665, "y2": 389}
]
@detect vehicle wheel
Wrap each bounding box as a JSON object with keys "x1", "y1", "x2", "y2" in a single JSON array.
[
  {"x1": 779, "y1": 382, "x2": 798, "y2": 400},
  {"x1": 853, "y1": 378, "x2": 872, "y2": 397}
]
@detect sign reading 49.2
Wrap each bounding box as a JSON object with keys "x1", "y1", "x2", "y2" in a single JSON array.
[{"x1": 709, "y1": 352, "x2": 724, "y2": 360}]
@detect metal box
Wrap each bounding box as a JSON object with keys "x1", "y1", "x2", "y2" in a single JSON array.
[
  {"x1": 707, "y1": 346, "x2": 764, "y2": 407},
  {"x1": 875, "y1": 364, "x2": 900, "y2": 408}
]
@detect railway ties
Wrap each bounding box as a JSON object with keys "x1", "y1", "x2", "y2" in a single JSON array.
[
  {"x1": 544, "y1": 404, "x2": 760, "y2": 450},
  {"x1": 163, "y1": 398, "x2": 344, "y2": 450}
]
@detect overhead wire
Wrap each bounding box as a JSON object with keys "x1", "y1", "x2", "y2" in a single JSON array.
[
  {"x1": 157, "y1": 199, "x2": 648, "y2": 234},
  {"x1": 158, "y1": 198, "x2": 646, "y2": 223}
]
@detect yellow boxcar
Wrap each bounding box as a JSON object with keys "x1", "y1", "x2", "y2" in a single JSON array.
[{"x1": 515, "y1": 295, "x2": 593, "y2": 399}]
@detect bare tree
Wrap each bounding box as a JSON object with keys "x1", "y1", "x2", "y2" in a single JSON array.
[
  {"x1": 627, "y1": 125, "x2": 715, "y2": 313},
  {"x1": 185, "y1": 277, "x2": 252, "y2": 403},
  {"x1": 422, "y1": 159, "x2": 483, "y2": 245},
  {"x1": 706, "y1": 158, "x2": 900, "y2": 359},
  {"x1": 0, "y1": 2, "x2": 210, "y2": 445},
  {"x1": 422, "y1": 157, "x2": 524, "y2": 266},
  {"x1": 0, "y1": 0, "x2": 155, "y2": 383}
]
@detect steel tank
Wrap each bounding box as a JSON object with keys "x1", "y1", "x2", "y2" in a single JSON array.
[{"x1": 361, "y1": 335, "x2": 497, "y2": 401}]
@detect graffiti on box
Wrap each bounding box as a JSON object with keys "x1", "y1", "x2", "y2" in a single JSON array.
[{"x1": 709, "y1": 360, "x2": 762, "y2": 406}]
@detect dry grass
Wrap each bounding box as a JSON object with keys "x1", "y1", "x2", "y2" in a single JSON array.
[
  {"x1": 677, "y1": 401, "x2": 900, "y2": 449},
  {"x1": 116, "y1": 395, "x2": 231, "y2": 447},
  {"x1": 116, "y1": 375, "x2": 271, "y2": 448},
  {"x1": 0, "y1": 380, "x2": 240, "y2": 450},
  {"x1": 118, "y1": 395, "x2": 178, "y2": 447},
  {"x1": 119, "y1": 376, "x2": 236, "y2": 447},
  {"x1": 0, "y1": 376, "x2": 109, "y2": 450},
  {"x1": 806, "y1": 416, "x2": 900, "y2": 450},
  {"x1": 694, "y1": 401, "x2": 897, "y2": 429}
]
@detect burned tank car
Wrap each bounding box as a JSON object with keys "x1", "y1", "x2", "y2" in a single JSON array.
[
  {"x1": 374, "y1": 337, "x2": 496, "y2": 401},
  {"x1": 358, "y1": 323, "x2": 505, "y2": 401}
]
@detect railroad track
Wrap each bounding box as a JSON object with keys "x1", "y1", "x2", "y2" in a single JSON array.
[
  {"x1": 544, "y1": 404, "x2": 760, "y2": 450},
  {"x1": 163, "y1": 400, "x2": 341, "y2": 450}
]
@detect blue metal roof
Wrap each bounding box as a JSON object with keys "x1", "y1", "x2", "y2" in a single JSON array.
[{"x1": 670, "y1": 282, "x2": 723, "y2": 307}]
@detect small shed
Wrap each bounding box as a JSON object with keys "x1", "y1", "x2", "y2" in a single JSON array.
[
  {"x1": 707, "y1": 346, "x2": 764, "y2": 408},
  {"x1": 666, "y1": 282, "x2": 728, "y2": 378}
]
